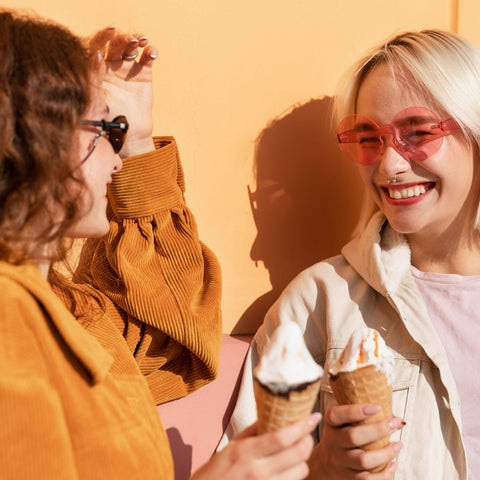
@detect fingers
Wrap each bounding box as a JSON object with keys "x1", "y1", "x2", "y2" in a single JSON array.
[
  {"x1": 325, "y1": 404, "x2": 396, "y2": 448},
  {"x1": 253, "y1": 413, "x2": 321, "y2": 457},
  {"x1": 260, "y1": 433, "x2": 314, "y2": 478},
  {"x1": 341, "y1": 417, "x2": 404, "y2": 450},
  {"x1": 138, "y1": 45, "x2": 158, "y2": 65},
  {"x1": 232, "y1": 422, "x2": 258, "y2": 441},
  {"x1": 229, "y1": 413, "x2": 320, "y2": 460},
  {"x1": 103, "y1": 33, "x2": 155, "y2": 63},
  {"x1": 88, "y1": 26, "x2": 116, "y2": 57},
  {"x1": 318, "y1": 404, "x2": 405, "y2": 477},
  {"x1": 271, "y1": 462, "x2": 310, "y2": 480},
  {"x1": 194, "y1": 417, "x2": 319, "y2": 480},
  {"x1": 88, "y1": 28, "x2": 158, "y2": 66},
  {"x1": 325, "y1": 403, "x2": 381, "y2": 428},
  {"x1": 106, "y1": 34, "x2": 139, "y2": 62},
  {"x1": 344, "y1": 441, "x2": 402, "y2": 472},
  {"x1": 225, "y1": 415, "x2": 320, "y2": 480},
  {"x1": 386, "y1": 460, "x2": 399, "y2": 476}
]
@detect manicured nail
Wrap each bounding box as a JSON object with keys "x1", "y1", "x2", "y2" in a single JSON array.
[
  {"x1": 138, "y1": 36, "x2": 148, "y2": 42},
  {"x1": 392, "y1": 441, "x2": 403, "y2": 453},
  {"x1": 388, "y1": 417, "x2": 406, "y2": 431},
  {"x1": 388, "y1": 461, "x2": 399, "y2": 473},
  {"x1": 308, "y1": 412, "x2": 322, "y2": 426},
  {"x1": 362, "y1": 405, "x2": 381, "y2": 415},
  {"x1": 149, "y1": 53, "x2": 158, "y2": 59}
]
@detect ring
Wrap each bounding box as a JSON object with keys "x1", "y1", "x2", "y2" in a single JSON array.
[{"x1": 121, "y1": 50, "x2": 139, "y2": 61}]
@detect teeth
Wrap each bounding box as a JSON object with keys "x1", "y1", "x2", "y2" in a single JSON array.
[{"x1": 388, "y1": 184, "x2": 427, "y2": 199}]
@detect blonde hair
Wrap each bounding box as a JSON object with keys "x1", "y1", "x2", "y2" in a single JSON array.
[{"x1": 333, "y1": 29, "x2": 480, "y2": 235}]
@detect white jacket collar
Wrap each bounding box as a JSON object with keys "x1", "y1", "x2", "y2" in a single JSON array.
[{"x1": 342, "y1": 212, "x2": 411, "y2": 295}]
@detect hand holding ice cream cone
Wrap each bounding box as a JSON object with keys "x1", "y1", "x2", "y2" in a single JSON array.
[
  {"x1": 307, "y1": 402, "x2": 403, "y2": 478},
  {"x1": 328, "y1": 328, "x2": 398, "y2": 473}
]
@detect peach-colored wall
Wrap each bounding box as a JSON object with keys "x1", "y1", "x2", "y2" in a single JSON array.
[{"x1": 7, "y1": 1, "x2": 475, "y2": 333}]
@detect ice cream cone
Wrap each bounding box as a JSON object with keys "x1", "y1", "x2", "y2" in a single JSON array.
[
  {"x1": 329, "y1": 364, "x2": 392, "y2": 473},
  {"x1": 254, "y1": 378, "x2": 321, "y2": 434}
]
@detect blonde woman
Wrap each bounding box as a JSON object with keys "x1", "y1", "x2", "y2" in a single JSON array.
[{"x1": 226, "y1": 29, "x2": 480, "y2": 479}]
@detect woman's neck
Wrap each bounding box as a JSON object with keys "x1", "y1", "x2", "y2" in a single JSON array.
[
  {"x1": 36, "y1": 260, "x2": 51, "y2": 279},
  {"x1": 32, "y1": 244, "x2": 55, "y2": 279},
  {"x1": 407, "y1": 229, "x2": 480, "y2": 275}
]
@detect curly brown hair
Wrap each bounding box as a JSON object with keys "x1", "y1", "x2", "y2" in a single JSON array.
[{"x1": 0, "y1": 10, "x2": 92, "y2": 263}]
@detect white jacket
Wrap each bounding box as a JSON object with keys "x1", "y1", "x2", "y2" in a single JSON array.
[{"x1": 223, "y1": 212, "x2": 467, "y2": 479}]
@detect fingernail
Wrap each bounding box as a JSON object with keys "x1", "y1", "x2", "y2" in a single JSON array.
[
  {"x1": 388, "y1": 461, "x2": 398, "y2": 473},
  {"x1": 107, "y1": 26, "x2": 115, "y2": 31},
  {"x1": 139, "y1": 36, "x2": 148, "y2": 42},
  {"x1": 149, "y1": 53, "x2": 158, "y2": 59},
  {"x1": 388, "y1": 417, "x2": 406, "y2": 431},
  {"x1": 308, "y1": 412, "x2": 322, "y2": 426},
  {"x1": 362, "y1": 405, "x2": 381, "y2": 415},
  {"x1": 393, "y1": 441, "x2": 403, "y2": 453},
  {"x1": 128, "y1": 37, "x2": 139, "y2": 44}
]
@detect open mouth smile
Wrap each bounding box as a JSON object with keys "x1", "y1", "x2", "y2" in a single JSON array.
[{"x1": 382, "y1": 182, "x2": 434, "y2": 202}]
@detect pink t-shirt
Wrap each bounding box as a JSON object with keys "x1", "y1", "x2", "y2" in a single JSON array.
[{"x1": 411, "y1": 266, "x2": 480, "y2": 476}]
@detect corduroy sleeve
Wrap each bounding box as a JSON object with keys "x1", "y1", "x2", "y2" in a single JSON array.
[{"x1": 87, "y1": 137, "x2": 222, "y2": 405}]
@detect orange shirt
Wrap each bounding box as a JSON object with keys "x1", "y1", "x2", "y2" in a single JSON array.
[{"x1": 0, "y1": 138, "x2": 222, "y2": 479}]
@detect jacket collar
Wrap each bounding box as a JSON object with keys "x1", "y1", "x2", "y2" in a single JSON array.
[
  {"x1": 342, "y1": 212, "x2": 412, "y2": 296},
  {"x1": 0, "y1": 261, "x2": 113, "y2": 384}
]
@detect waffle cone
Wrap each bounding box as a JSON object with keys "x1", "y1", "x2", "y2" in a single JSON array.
[
  {"x1": 329, "y1": 365, "x2": 392, "y2": 473},
  {"x1": 254, "y1": 378, "x2": 321, "y2": 434}
]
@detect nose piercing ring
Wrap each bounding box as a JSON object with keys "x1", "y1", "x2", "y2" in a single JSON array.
[{"x1": 386, "y1": 175, "x2": 397, "y2": 184}]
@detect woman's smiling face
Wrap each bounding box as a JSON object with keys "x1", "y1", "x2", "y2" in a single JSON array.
[{"x1": 355, "y1": 63, "x2": 480, "y2": 241}]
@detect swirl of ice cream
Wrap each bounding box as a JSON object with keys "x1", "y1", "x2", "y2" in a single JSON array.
[
  {"x1": 254, "y1": 322, "x2": 324, "y2": 394},
  {"x1": 329, "y1": 327, "x2": 394, "y2": 382}
]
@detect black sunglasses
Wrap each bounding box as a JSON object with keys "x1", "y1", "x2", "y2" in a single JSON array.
[{"x1": 80, "y1": 115, "x2": 129, "y2": 161}]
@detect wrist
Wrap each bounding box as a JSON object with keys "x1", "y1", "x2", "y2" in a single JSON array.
[{"x1": 120, "y1": 137, "x2": 155, "y2": 159}]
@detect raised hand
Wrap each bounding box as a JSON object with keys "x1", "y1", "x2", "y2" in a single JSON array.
[{"x1": 88, "y1": 26, "x2": 158, "y2": 157}]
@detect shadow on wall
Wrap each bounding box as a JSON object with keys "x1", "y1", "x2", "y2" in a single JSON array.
[{"x1": 232, "y1": 96, "x2": 365, "y2": 334}]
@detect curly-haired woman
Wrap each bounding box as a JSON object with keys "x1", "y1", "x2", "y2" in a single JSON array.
[{"x1": 0, "y1": 10, "x2": 319, "y2": 480}]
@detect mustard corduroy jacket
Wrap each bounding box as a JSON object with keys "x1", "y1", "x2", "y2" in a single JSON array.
[{"x1": 0, "y1": 138, "x2": 222, "y2": 479}]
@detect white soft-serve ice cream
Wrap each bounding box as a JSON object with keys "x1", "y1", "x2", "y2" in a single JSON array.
[
  {"x1": 329, "y1": 327, "x2": 394, "y2": 382},
  {"x1": 254, "y1": 322, "x2": 323, "y2": 393},
  {"x1": 253, "y1": 322, "x2": 324, "y2": 433}
]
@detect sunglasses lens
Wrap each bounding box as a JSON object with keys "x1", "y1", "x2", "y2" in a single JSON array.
[
  {"x1": 337, "y1": 107, "x2": 448, "y2": 164},
  {"x1": 392, "y1": 107, "x2": 444, "y2": 161},
  {"x1": 108, "y1": 128, "x2": 124, "y2": 153},
  {"x1": 337, "y1": 115, "x2": 383, "y2": 165},
  {"x1": 107, "y1": 116, "x2": 128, "y2": 153}
]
